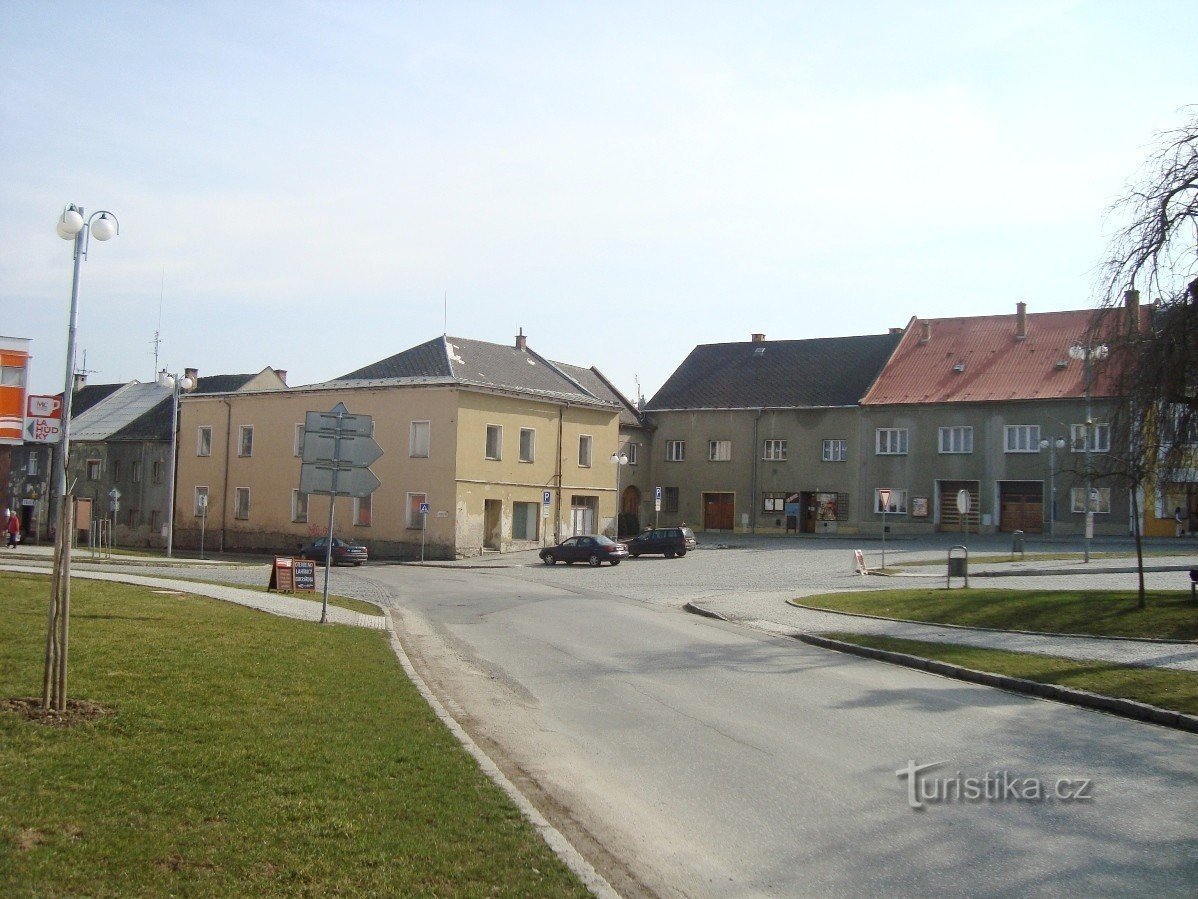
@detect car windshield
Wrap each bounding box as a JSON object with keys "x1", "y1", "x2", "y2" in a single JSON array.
[{"x1": 593, "y1": 535, "x2": 617, "y2": 546}]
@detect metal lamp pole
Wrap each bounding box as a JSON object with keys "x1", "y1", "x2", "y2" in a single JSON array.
[
  {"x1": 1039, "y1": 437, "x2": 1066, "y2": 537},
  {"x1": 158, "y1": 369, "x2": 195, "y2": 557},
  {"x1": 610, "y1": 450, "x2": 628, "y2": 537},
  {"x1": 1069, "y1": 343, "x2": 1108, "y2": 563}
]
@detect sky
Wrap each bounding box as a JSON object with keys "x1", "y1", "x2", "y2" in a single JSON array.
[{"x1": 1, "y1": 1, "x2": 1195, "y2": 405}]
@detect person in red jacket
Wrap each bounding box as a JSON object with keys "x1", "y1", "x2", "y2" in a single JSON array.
[{"x1": 6, "y1": 510, "x2": 20, "y2": 547}]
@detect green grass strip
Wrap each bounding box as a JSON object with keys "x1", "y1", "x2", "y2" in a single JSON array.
[
  {"x1": 823, "y1": 631, "x2": 1198, "y2": 716},
  {"x1": 0, "y1": 573, "x2": 588, "y2": 897},
  {"x1": 798, "y1": 588, "x2": 1198, "y2": 640}
]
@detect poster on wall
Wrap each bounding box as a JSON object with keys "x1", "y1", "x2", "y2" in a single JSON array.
[{"x1": 911, "y1": 496, "x2": 929, "y2": 518}]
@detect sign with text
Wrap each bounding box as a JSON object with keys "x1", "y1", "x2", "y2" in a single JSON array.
[
  {"x1": 269, "y1": 557, "x2": 317, "y2": 593},
  {"x1": 24, "y1": 394, "x2": 63, "y2": 444},
  {"x1": 655, "y1": 486, "x2": 662, "y2": 512}
]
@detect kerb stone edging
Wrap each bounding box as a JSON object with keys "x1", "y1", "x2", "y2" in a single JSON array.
[{"x1": 797, "y1": 633, "x2": 1198, "y2": 735}]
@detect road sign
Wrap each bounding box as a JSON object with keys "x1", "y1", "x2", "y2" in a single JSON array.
[
  {"x1": 655, "y1": 486, "x2": 662, "y2": 512},
  {"x1": 956, "y1": 489, "x2": 971, "y2": 515},
  {"x1": 299, "y1": 462, "x2": 381, "y2": 498},
  {"x1": 25, "y1": 417, "x2": 62, "y2": 443},
  {"x1": 879, "y1": 488, "x2": 891, "y2": 511},
  {"x1": 302, "y1": 431, "x2": 383, "y2": 467},
  {"x1": 108, "y1": 487, "x2": 121, "y2": 503},
  {"x1": 419, "y1": 502, "x2": 430, "y2": 514},
  {"x1": 304, "y1": 404, "x2": 373, "y2": 437}
]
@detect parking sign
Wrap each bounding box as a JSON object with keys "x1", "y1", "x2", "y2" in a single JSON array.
[{"x1": 655, "y1": 486, "x2": 662, "y2": 512}]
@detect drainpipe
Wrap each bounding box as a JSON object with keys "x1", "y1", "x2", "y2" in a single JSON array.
[
  {"x1": 220, "y1": 398, "x2": 232, "y2": 553},
  {"x1": 750, "y1": 409, "x2": 763, "y2": 533},
  {"x1": 554, "y1": 404, "x2": 566, "y2": 542}
]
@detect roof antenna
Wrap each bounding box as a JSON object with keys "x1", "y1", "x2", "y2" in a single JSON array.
[
  {"x1": 443, "y1": 289, "x2": 448, "y2": 336},
  {"x1": 151, "y1": 269, "x2": 165, "y2": 375}
]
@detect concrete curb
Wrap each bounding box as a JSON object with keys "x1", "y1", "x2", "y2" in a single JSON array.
[
  {"x1": 786, "y1": 600, "x2": 1198, "y2": 645},
  {"x1": 682, "y1": 601, "x2": 730, "y2": 621},
  {"x1": 381, "y1": 609, "x2": 620, "y2": 899},
  {"x1": 796, "y1": 633, "x2": 1198, "y2": 735}
]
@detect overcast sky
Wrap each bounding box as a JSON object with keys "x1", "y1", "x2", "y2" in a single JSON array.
[{"x1": 2, "y1": 1, "x2": 1194, "y2": 404}]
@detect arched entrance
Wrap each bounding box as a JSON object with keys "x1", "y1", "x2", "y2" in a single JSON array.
[{"x1": 619, "y1": 485, "x2": 641, "y2": 537}]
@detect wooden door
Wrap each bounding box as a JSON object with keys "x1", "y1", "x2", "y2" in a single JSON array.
[
  {"x1": 938, "y1": 481, "x2": 980, "y2": 533},
  {"x1": 703, "y1": 493, "x2": 734, "y2": 530},
  {"x1": 999, "y1": 482, "x2": 1043, "y2": 533}
]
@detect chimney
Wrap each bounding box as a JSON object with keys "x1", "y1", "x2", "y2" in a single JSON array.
[
  {"x1": 72, "y1": 372, "x2": 87, "y2": 392},
  {"x1": 1124, "y1": 289, "x2": 1140, "y2": 326},
  {"x1": 515, "y1": 327, "x2": 527, "y2": 351},
  {"x1": 274, "y1": 369, "x2": 288, "y2": 386},
  {"x1": 184, "y1": 367, "x2": 199, "y2": 384},
  {"x1": 889, "y1": 327, "x2": 903, "y2": 335},
  {"x1": 751, "y1": 333, "x2": 766, "y2": 343},
  {"x1": 919, "y1": 321, "x2": 932, "y2": 344},
  {"x1": 1015, "y1": 301, "x2": 1027, "y2": 340}
]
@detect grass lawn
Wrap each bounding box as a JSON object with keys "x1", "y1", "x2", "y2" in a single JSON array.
[
  {"x1": 891, "y1": 549, "x2": 1198, "y2": 568},
  {"x1": 822, "y1": 632, "x2": 1198, "y2": 716},
  {"x1": 0, "y1": 573, "x2": 588, "y2": 897},
  {"x1": 796, "y1": 588, "x2": 1198, "y2": 640}
]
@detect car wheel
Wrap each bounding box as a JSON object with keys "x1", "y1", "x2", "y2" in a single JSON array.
[
  {"x1": 610, "y1": 559, "x2": 621, "y2": 566},
  {"x1": 665, "y1": 550, "x2": 676, "y2": 559},
  {"x1": 354, "y1": 562, "x2": 362, "y2": 566},
  {"x1": 543, "y1": 553, "x2": 556, "y2": 565},
  {"x1": 588, "y1": 554, "x2": 601, "y2": 567},
  {"x1": 630, "y1": 551, "x2": 640, "y2": 558},
  {"x1": 677, "y1": 549, "x2": 686, "y2": 557}
]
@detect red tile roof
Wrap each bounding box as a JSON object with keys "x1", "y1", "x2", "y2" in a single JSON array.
[{"x1": 861, "y1": 307, "x2": 1138, "y2": 405}]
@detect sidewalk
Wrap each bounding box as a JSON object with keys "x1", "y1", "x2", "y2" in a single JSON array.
[{"x1": 0, "y1": 562, "x2": 386, "y2": 630}]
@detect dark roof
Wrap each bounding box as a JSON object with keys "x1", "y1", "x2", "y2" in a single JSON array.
[
  {"x1": 108, "y1": 373, "x2": 268, "y2": 442},
  {"x1": 645, "y1": 333, "x2": 903, "y2": 410},
  {"x1": 193, "y1": 373, "x2": 258, "y2": 394},
  {"x1": 69, "y1": 383, "x2": 124, "y2": 418},
  {"x1": 552, "y1": 362, "x2": 644, "y2": 428},
  {"x1": 336, "y1": 336, "x2": 614, "y2": 407}
]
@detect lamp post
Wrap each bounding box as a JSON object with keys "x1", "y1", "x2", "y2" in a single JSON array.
[
  {"x1": 610, "y1": 450, "x2": 628, "y2": 538},
  {"x1": 1039, "y1": 437, "x2": 1066, "y2": 537},
  {"x1": 1068, "y1": 342, "x2": 1109, "y2": 562},
  {"x1": 44, "y1": 204, "x2": 118, "y2": 712},
  {"x1": 158, "y1": 369, "x2": 195, "y2": 557}
]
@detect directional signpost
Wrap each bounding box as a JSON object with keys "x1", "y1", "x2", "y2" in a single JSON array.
[
  {"x1": 419, "y1": 501, "x2": 430, "y2": 563},
  {"x1": 878, "y1": 488, "x2": 891, "y2": 571},
  {"x1": 300, "y1": 403, "x2": 383, "y2": 622}
]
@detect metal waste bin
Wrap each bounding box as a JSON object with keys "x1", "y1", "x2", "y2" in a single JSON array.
[
  {"x1": 947, "y1": 545, "x2": 969, "y2": 588},
  {"x1": 1011, "y1": 529, "x2": 1025, "y2": 560}
]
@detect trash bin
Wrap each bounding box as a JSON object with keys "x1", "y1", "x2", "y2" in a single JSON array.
[
  {"x1": 948, "y1": 557, "x2": 967, "y2": 577},
  {"x1": 1011, "y1": 529, "x2": 1025, "y2": 559}
]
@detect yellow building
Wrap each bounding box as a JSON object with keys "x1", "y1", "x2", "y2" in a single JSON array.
[{"x1": 173, "y1": 334, "x2": 627, "y2": 559}]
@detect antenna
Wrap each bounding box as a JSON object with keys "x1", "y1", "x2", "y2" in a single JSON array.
[
  {"x1": 151, "y1": 269, "x2": 165, "y2": 374},
  {"x1": 443, "y1": 290, "x2": 448, "y2": 336}
]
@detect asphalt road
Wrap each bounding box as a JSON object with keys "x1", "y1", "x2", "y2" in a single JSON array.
[{"x1": 362, "y1": 556, "x2": 1198, "y2": 898}]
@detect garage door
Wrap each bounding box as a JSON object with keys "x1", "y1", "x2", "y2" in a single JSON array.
[{"x1": 999, "y1": 481, "x2": 1043, "y2": 533}]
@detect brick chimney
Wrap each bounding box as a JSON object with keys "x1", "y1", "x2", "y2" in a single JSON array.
[
  {"x1": 1124, "y1": 289, "x2": 1140, "y2": 327},
  {"x1": 515, "y1": 328, "x2": 527, "y2": 351},
  {"x1": 1015, "y1": 301, "x2": 1027, "y2": 340},
  {"x1": 274, "y1": 369, "x2": 287, "y2": 386},
  {"x1": 919, "y1": 321, "x2": 932, "y2": 344},
  {"x1": 751, "y1": 333, "x2": 766, "y2": 343}
]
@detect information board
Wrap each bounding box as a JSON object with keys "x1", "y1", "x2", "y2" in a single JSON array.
[
  {"x1": 293, "y1": 559, "x2": 317, "y2": 592},
  {"x1": 269, "y1": 557, "x2": 317, "y2": 593}
]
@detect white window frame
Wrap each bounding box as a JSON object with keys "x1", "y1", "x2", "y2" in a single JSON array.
[
  {"x1": 626, "y1": 442, "x2": 638, "y2": 466},
  {"x1": 1071, "y1": 422, "x2": 1111, "y2": 453},
  {"x1": 1070, "y1": 487, "x2": 1112, "y2": 514},
  {"x1": 519, "y1": 427, "x2": 535, "y2": 463},
  {"x1": 291, "y1": 489, "x2": 308, "y2": 523},
  {"x1": 485, "y1": 424, "x2": 502, "y2": 460},
  {"x1": 197, "y1": 426, "x2": 212, "y2": 457},
  {"x1": 409, "y1": 420, "x2": 430, "y2": 458},
  {"x1": 26, "y1": 454, "x2": 38, "y2": 476},
  {"x1": 708, "y1": 439, "x2": 732, "y2": 462},
  {"x1": 293, "y1": 423, "x2": 305, "y2": 458},
  {"x1": 238, "y1": 425, "x2": 254, "y2": 457},
  {"x1": 822, "y1": 439, "x2": 847, "y2": 462},
  {"x1": 86, "y1": 460, "x2": 101, "y2": 480},
  {"x1": 762, "y1": 439, "x2": 787, "y2": 461},
  {"x1": 938, "y1": 426, "x2": 973, "y2": 454},
  {"x1": 875, "y1": 428, "x2": 909, "y2": 455},
  {"x1": 1004, "y1": 425, "x2": 1041, "y2": 453},
  {"x1": 234, "y1": 487, "x2": 250, "y2": 520},
  {"x1": 132, "y1": 460, "x2": 142, "y2": 483},
  {"x1": 874, "y1": 488, "x2": 908, "y2": 514},
  {"x1": 405, "y1": 492, "x2": 427, "y2": 529},
  {"x1": 666, "y1": 440, "x2": 685, "y2": 462},
  {"x1": 354, "y1": 493, "x2": 372, "y2": 527},
  {"x1": 578, "y1": 435, "x2": 592, "y2": 468}
]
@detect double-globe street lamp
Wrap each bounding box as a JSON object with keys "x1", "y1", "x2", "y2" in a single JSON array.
[
  {"x1": 1039, "y1": 436, "x2": 1067, "y2": 537},
  {"x1": 610, "y1": 450, "x2": 628, "y2": 538},
  {"x1": 157, "y1": 369, "x2": 195, "y2": 557},
  {"x1": 1067, "y1": 342, "x2": 1109, "y2": 563}
]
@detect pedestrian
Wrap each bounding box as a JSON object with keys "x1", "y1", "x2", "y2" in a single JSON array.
[
  {"x1": 6, "y1": 510, "x2": 19, "y2": 548},
  {"x1": 1175, "y1": 506, "x2": 1186, "y2": 538}
]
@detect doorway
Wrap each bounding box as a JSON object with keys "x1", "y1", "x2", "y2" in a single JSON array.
[
  {"x1": 483, "y1": 499, "x2": 502, "y2": 550},
  {"x1": 999, "y1": 482, "x2": 1044, "y2": 533},
  {"x1": 570, "y1": 496, "x2": 597, "y2": 535},
  {"x1": 702, "y1": 492, "x2": 735, "y2": 530},
  {"x1": 937, "y1": 480, "x2": 980, "y2": 533}
]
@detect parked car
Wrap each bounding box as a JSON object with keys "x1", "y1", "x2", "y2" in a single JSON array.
[
  {"x1": 623, "y1": 526, "x2": 697, "y2": 558},
  {"x1": 299, "y1": 536, "x2": 368, "y2": 566},
  {"x1": 539, "y1": 534, "x2": 629, "y2": 566}
]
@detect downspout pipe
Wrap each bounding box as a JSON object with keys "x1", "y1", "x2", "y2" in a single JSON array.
[
  {"x1": 750, "y1": 409, "x2": 763, "y2": 533},
  {"x1": 555, "y1": 403, "x2": 566, "y2": 542},
  {"x1": 220, "y1": 398, "x2": 232, "y2": 553}
]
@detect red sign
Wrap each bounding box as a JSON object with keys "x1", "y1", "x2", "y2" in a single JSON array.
[{"x1": 27, "y1": 395, "x2": 62, "y2": 418}]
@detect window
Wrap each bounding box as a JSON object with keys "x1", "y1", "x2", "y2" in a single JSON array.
[
  {"x1": 86, "y1": 460, "x2": 100, "y2": 480},
  {"x1": 194, "y1": 486, "x2": 209, "y2": 516},
  {"x1": 822, "y1": 439, "x2": 847, "y2": 462},
  {"x1": 578, "y1": 435, "x2": 592, "y2": 467},
  {"x1": 762, "y1": 492, "x2": 787, "y2": 513},
  {"x1": 238, "y1": 425, "x2": 254, "y2": 457},
  {"x1": 350, "y1": 493, "x2": 371, "y2": 527},
  {"x1": 149, "y1": 510, "x2": 160, "y2": 532},
  {"x1": 666, "y1": 440, "x2": 685, "y2": 462},
  {"x1": 938, "y1": 426, "x2": 973, "y2": 454},
  {"x1": 876, "y1": 429, "x2": 909, "y2": 455},
  {"x1": 513, "y1": 501, "x2": 539, "y2": 540},
  {"x1": 197, "y1": 426, "x2": 212, "y2": 456},
  {"x1": 132, "y1": 460, "x2": 142, "y2": 483},
  {"x1": 26, "y1": 454, "x2": 38, "y2": 476},
  {"x1": 410, "y1": 420, "x2": 430, "y2": 458},
  {"x1": 485, "y1": 424, "x2": 502, "y2": 460},
  {"x1": 0, "y1": 364, "x2": 26, "y2": 387},
  {"x1": 662, "y1": 487, "x2": 679, "y2": 513},
  {"x1": 1071, "y1": 422, "x2": 1111, "y2": 453},
  {"x1": 112, "y1": 460, "x2": 122, "y2": 481},
  {"x1": 152, "y1": 460, "x2": 163, "y2": 484},
  {"x1": 708, "y1": 440, "x2": 731, "y2": 462},
  {"x1": 762, "y1": 439, "x2": 787, "y2": 461},
  {"x1": 1070, "y1": 487, "x2": 1112, "y2": 514},
  {"x1": 234, "y1": 487, "x2": 250, "y2": 520},
  {"x1": 1005, "y1": 425, "x2": 1040, "y2": 453},
  {"x1": 626, "y1": 443, "x2": 638, "y2": 465},
  {"x1": 519, "y1": 428, "x2": 535, "y2": 462},
  {"x1": 292, "y1": 490, "x2": 308, "y2": 523},
  {"x1": 293, "y1": 424, "x2": 305, "y2": 458},
  {"x1": 126, "y1": 509, "x2": 138, "y2": 528},
  {"x1": 874, "y1": 488, "x2": 908, "y2": 514},
  {"x1": 405, "y1": 492, "x2": 426, "y2": 528}
]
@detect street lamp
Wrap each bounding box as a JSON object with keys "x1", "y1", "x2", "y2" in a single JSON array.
[
  {"x1": 1038, "y1": 437, "x2": 1066, "y2": 537},
  {"x1": 1068, "y1": 342, "x2": 1109, "y2": 562},
  {"x1": 610, "y1": 450, "x2": 628, "y2": 538},
  {"x1": 158, "y1": 369, "x2": 195, "y2": 557}
]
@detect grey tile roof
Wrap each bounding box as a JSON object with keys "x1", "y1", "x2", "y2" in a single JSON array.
[
  {"x1": 71, "y1": 382, "x2": 171, "y2": 441},
  {"x1": 645, "y1": 332, "x2": 903, "y2": 410},
  {"x1": 193, "y1": 373, "x2": 258, "y2": 394},
  {"x1": 552, "y1": 362, "x2": 644, "y2": 428},
  {"x1": 334, "y1": 336, "x2": 616, "y2": 407},
  {"x1": 69, "y1": 383, "x2": 125, "y2": 418}
]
